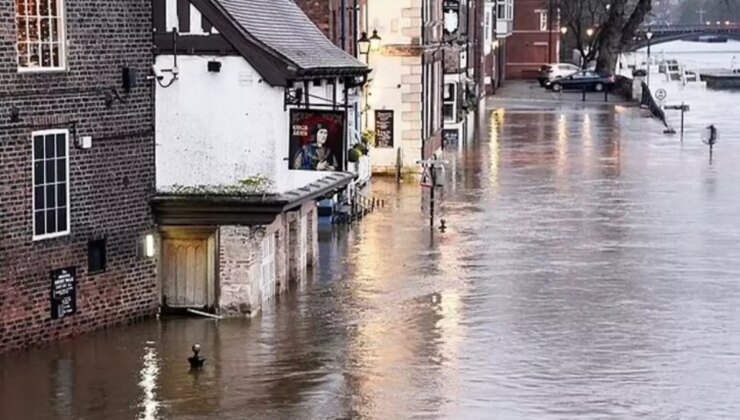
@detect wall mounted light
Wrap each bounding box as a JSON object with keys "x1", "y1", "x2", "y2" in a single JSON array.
[
  {"x1": 144, "y1": 234, "x2": 156, "y2": 258},
  {"x1": 358, "y1": 32, "x2": 371, "y2": 55},
  {"x1": 369, "y1": 29, "x2": 383, "y2": 52}
]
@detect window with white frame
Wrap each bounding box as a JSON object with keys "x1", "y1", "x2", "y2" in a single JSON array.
[
  {"x1": 260, "y1": 233, "x2": 276, "y2": 302},
  {"x1": 15, "y1": 0, "x2": 66, "y2": 70},
  {"x1": 506, "y1": 0, "x2": 513, "y2": 20},
  {"x1": 496, "y1": 0, "x2": 505, "y2": 21},
  {"x1": 443, "y1": 82, "x2": 457, "y2": 123},
  {"x1": 33, "y1": 129, "x2": 69, "y2": 240},
  {"x1": 536, "y1": 10, "x2": 548, "y2": 31}
]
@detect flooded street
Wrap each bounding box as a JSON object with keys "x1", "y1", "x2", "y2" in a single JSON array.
[{"x1": 4, "y1": 93, "x2": 740, "y2": 418}]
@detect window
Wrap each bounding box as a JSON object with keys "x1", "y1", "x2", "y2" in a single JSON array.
[
  {"x1": 15, "y1": 0, "x2": 66, "y2": 70},
  {"x1": 536, "y1": 10, "x2": 548, "y2": 31},
  {"x1": 497, "y1": 0, "x2": 505, "y2": 21},
  {"x1": 33, "y1": 130, "x2": 69, "y2": 240},
  {"x1": 260, "y1": 233, "x2": 276, "y2": 303},
  {"x1": 443, "y1": 82, "x2": 457, "y2": 123},
  {"x1": 88, "y1": 238, "x2": 107, "y2": 273}
]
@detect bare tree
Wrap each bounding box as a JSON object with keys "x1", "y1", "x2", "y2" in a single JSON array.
[{"x1": 556, "y1": 0, "x2": 653, "y2": 72}]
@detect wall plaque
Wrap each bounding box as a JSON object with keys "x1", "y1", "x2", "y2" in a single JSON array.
[{"x1": 51, "y1": 267, "x2": 77, "y2": 320}]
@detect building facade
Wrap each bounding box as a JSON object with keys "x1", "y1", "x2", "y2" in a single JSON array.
[
  {"x1": 362, "y1": 0, "x2": 445, "y2": 175},
  {"x1": 151, "y1": 0, "x2": 366, "y2": 316},
  {"x1": 505, "y1": 0, "x2": 559, "y2": 78},
  {"x1": 0, "y1": 0, "x2": 157, "y2": 352}
]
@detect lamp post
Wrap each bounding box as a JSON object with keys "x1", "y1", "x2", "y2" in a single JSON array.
[
  {"x1": 560, "y1": 27, "x2": 568, "y2": 61},
  {"x1": 646, "y1": 29, "x2": 653, "y2": 87},
  {"x1": 358, "y1": 30, "x2": 382, "y2": 131}
]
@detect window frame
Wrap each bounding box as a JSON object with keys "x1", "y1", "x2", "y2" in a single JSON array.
[
  {"x1": 32, "y1": 128, "x2": 70, "y2": 241},
  {"x1": 536, "y1": 9, "x2": 548, "y2": 32},
  {"x1": 443, "y1": 82, "x2": 457, "y2": 123},
  {"x1": 15, "y1": 0, "x2": 68, "y2": 73}
]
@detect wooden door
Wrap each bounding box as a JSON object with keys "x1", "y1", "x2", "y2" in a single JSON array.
[{"x1": 161, "y1": 229, "x2": 216, "y2": 310}]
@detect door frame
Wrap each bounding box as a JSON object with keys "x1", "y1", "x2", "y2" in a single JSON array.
[{"x1": 158, "y1": 226, "x2": 219, "y2": 313}]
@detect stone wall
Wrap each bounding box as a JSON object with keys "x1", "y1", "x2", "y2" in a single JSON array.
[
  {"x1": 0, "y1": 0, "x2": 157, "y2": 353},
  {"x1": 217, "y1": 202, "x2": 318, "y2": 317}
]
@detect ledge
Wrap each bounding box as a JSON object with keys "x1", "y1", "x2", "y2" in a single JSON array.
[{"x1": 152, "y1": 172, "x2": 353, "y2": 226}]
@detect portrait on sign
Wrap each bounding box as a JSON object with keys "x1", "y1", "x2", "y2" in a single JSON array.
[{"x1": 289, "y1": 110, "x2": 345, "y2": 171}]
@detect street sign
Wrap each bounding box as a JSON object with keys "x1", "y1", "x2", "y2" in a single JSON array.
[{"x1": 655, "y1": 88, "x2": 668, "y2": 102}]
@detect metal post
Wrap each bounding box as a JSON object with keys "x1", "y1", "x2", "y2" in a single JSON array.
[
  {"x1": 604, "y1": 87, "x2": 608, "y2": 102},
  {"x1": 647, "y1": 37, "x2": 651, "y2": 87},
  {"x1": 430, "y1": 165, "x2": 435, "y2": 227},
  {"x1": 680, "y1": 102, "x2": 685, "y2": 142},
  {"x1": 582, "y1": 87, "x2": 587, "y2": 102}
]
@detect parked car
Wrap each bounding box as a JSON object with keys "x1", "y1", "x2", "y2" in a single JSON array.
[
  {"x1": 545, "y1": 71, "x2": 616, "y2": 92},
  {"x1": 537, "y1": 63, "x2": 581, "y2": 87}
]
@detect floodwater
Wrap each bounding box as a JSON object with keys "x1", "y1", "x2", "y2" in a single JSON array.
[{"x1": 3, "y1": 95, "x2": 740, "y2": 419}]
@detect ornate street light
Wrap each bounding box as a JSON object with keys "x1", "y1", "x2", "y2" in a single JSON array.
[
  {"x1": 586, "y1": 28, "x2": 595, "y2": 37},
  {"x1": 358, "y1": 32, "x2": 370, "y2": 55},
  {"x1": 646, "y1": 30, "x2": 654, "y2": 86},
  {"x1": 560, "y1": 26, "x2": 568, "y2": 35},
  {"x1": 369, "y1": 30, "x2": 382, "y2": 52}
]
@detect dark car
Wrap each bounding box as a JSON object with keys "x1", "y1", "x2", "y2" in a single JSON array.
[{"x1": 546, "y1": 71, "x2": 616, "y2": 92}]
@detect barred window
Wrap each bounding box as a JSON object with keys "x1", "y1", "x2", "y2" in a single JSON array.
[
  {"x1": 15, "y1": 0, "x2": 65, "y2": 70},
  {"x1": 33, "y1": 130, "x2": 69, "y2": 240}
]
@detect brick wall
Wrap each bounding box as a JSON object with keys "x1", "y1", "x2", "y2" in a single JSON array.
[
  {"x1": 0, "y1": 0, "x2": 157, "y2": 352},
  {"x1": 505, "y1": 0, "x2": 559, "y2": 78}
]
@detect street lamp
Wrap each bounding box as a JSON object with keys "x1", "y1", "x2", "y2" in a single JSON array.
[
  {"x1": 358, "y1": 32, "x2": 370, "y2": 56},
  {"x1": 646, "y1": 30, "x2": 653, "y2": 86},
  {"x1": 369, "y1": 30, "x2": 382, "y2": 52},
  {"x1": 586, "y1": 28, "x2": 595, "y2": 37},
  {"x1": 560, "y1": 26, "x2": 568, "y2": 35}
]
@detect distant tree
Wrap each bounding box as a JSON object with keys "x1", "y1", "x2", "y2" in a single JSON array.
[{"x1": 556, "y1": 0, "x2": 653, "y2": 73}]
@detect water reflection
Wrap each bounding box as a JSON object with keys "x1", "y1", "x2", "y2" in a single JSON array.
[{"x1": 3, "y1": 95, "x2": 740, "y2": 418}]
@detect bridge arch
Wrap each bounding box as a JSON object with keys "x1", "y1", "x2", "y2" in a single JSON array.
[{"x1": 629, "y1": 26, "x2": 740, "y2": 51}]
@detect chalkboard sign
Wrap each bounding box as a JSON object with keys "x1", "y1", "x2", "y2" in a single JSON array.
[
  {"x1": 443, "y1": 129, "x2": 459, "y2": 146},
  {"x1": 375, "y1": 110, "x2": 394, "y2": 148},
  {"x1": 51, "y1": 267, "x2": 77, "y2": 320}
]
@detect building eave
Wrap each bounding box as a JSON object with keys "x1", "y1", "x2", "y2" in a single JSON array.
[{"x1": 151, "y1": 173, "x2": 353, "y2": 226}]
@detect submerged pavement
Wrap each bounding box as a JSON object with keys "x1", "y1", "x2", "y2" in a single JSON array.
[{"x1": 2, "y1": 90, "x2": 740, "y2": 419}]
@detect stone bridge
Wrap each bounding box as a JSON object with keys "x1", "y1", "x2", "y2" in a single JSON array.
[{"x1": 630, "y1": 24, "x2": 740, "y2": 50}]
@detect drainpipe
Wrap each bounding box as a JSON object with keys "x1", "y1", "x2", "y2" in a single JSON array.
[{"x1": 341, "y1": 0, "x2": 347, "y2": 51}]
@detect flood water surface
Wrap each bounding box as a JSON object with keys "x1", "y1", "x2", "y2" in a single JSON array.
[{"x1": 3, "y1": 97, "x2": 740, "y2": 419}]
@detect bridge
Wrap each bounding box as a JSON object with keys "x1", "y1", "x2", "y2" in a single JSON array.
[{"x1": 630, "y1": 24, "x2": 740, "y2": 50}]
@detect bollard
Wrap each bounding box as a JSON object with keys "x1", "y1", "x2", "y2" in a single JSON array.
[
  {"x1": 604, "y1": 88, "x2": 608, "y2": 102},
  {"x1": 188, "y1": 344, "x2": 206, "y2": 369},
  {"x1": 582, "y1": 87, "x2": 587, "y2": 102}
]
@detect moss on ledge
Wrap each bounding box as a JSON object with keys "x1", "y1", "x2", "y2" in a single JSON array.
[{"x1": 159, "y1": 176, "x2": 275, "y2": 196}]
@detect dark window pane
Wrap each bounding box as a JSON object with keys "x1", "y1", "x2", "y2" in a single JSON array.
[
  {"x1": 34, "y1": 186, "x2": 45, "y2": 210},
  {"x1": 46, "y1": 184, "x2": 56, "y2": 208},
  {"x1": 57, "y1": 208, "x2": 67, "y2": 232},
  {"x1": 46, "y1": 209, "x2": 57, "y2": 233},
  {"x1": 45, "y1": 160, "x2": 55, "y2": 183},
  {"x1": 34, "y1": 161, "x2": 44, "y2": 185},
  {"x1": 35, "y1": 211, "x2": 45, "y2": 236},
  {"x1": 88, "y1": 239, "x2": 107, "y2": 273},
  {"x1": 33, "y1": 136, "x2": 44, "y2": 159},
  {"x1": 45, "y1": 135, "x2": 56, "y2": 159},
  {"x1": 57, "y1": 184, "x2": 66, "y2": 206},
  {"x1": 56, "y1": 134, "x2": 66, "y2": 157},
  {"x1": 57, "y1": 158, "x2": 66, "y2": 182}
]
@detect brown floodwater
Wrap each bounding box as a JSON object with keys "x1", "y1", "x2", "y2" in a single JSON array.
[{"x1": 3, "y1": 92, "x2": 740, "y2": 419}]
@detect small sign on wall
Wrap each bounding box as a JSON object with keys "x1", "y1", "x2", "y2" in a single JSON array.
[
  {"x1": 443, "y1": 129, "x2": 459, "y2": 146},
  {"x1": 375, "y1": 110, "x2": 394, "y2": 148},
  {"x1": 51, "y1": 267, "x2": 77, "y2": 320}
]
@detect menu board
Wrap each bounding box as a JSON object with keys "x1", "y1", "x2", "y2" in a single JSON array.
[
  {"x1": 443, "y1": 129, "x2": 459, "y2": 146},
  {"x1": 51, "y1": 267, "x2": 77, "y2": 320},
  {"x1": 375, "y1": 110, "x2": 394, "y2": 148}
]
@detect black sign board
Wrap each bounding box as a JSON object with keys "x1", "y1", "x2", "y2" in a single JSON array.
[
  {"x1": 443, "y1": 129, "x2": 459, "y2": 146},
  {"x1": 51, "y1": 267, "x2": 77, "y2": 320},
  {"x1": 375, "y1": 110, "x2": 394, "y2": 148}
]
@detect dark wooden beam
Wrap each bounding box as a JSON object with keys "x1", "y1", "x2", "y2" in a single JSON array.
[
  {"x1": 177, "y1": 0, "x2": 191, "y2": 33},
  {"x1": 153, "y1": 0, "x2": 166, "y2": 32}
]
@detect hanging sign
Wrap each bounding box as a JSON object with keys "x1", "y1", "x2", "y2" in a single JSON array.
[
  {"x1": 51, "y1": 267, "x2": 77, "y2": 320},
  {"x1": 443, "y1": 0, "x2": 460, "y2": 35}
]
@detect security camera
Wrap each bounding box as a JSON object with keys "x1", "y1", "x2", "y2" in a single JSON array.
[{"x1": 149, "y1": 64, "x2": 164, "y2": 81}]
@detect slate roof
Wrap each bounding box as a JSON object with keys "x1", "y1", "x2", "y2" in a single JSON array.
[{"x1": 217, "y1": 0, "x2": 366, "y2": 73}]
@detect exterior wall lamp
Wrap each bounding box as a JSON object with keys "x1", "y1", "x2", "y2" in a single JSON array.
[
  {"x1": 358, "y1": 32, "x2": 371, "y2": 55},
  {"x1": 369, "y1": 30, "x2": 382, "y2": 52}
]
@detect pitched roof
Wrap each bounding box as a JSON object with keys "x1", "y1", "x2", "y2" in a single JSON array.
[{"x1": 191, "y1": 0, "x2": 367, "y2": 85}]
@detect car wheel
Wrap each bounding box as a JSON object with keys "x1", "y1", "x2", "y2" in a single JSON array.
[
  {"x1": 551, "y1": 83, "x2": 563, "y2": 92},
  {"x1": 594, "y1": 82, "x2": 605, "y2": 92}
]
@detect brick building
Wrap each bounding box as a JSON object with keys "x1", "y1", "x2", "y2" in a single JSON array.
[
  {"x1": 0, "y1": 0, "x2": 157, "y2": 352},
  {"x1": 295, "y1": 0, "x2": 360, "y2": 56},
  {"x1": 505, "y1": 0, "x2": 559, "y2": 78}
]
